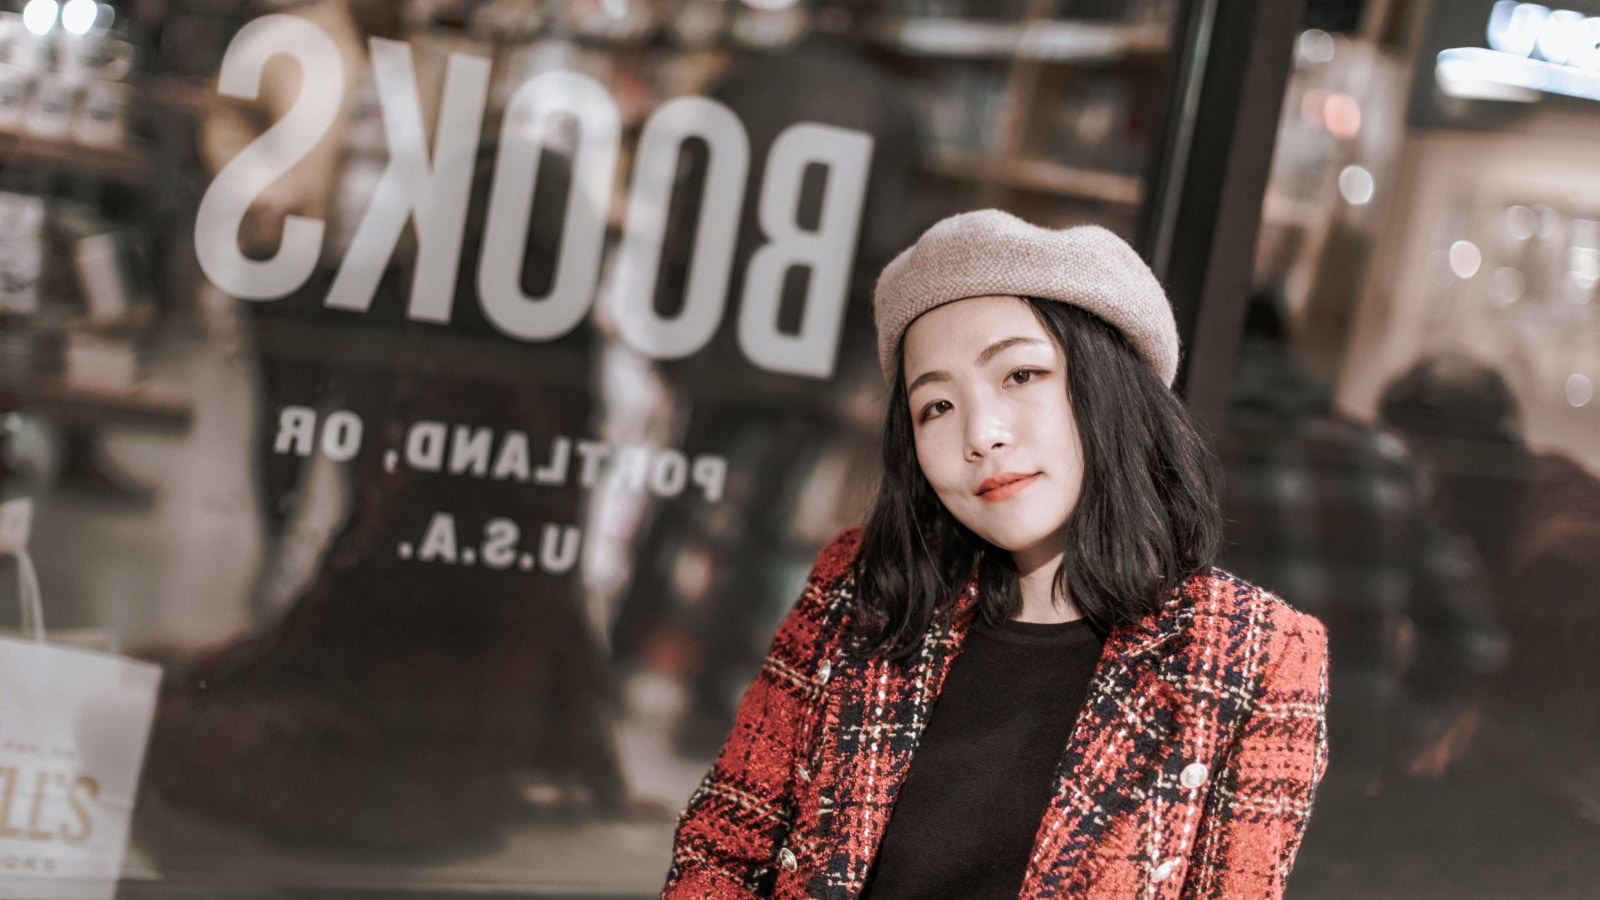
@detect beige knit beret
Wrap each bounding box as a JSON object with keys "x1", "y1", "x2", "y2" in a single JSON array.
[{"x1": 873, "y1": 209, "x2": 1179, "y2": 386}]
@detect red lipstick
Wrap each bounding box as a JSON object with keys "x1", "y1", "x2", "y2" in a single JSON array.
[{"x1": 976, "y1": 471, "x2": 1039, "y2": 502}]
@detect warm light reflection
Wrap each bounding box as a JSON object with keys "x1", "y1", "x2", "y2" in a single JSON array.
[
  {"x1": 1298, "y1": 28, "x2": 1336, "y2": 65},
  {"x1": 1566, "y1": 373, "x2": 1595, "y2": 407},
  {"x1": 1323, "y1": 93, "x2": 1362, "y2": 139},
  {"x1": 1338, "y1": 165, "x2": 1375, "y2": 205},
  {"x1": 1504, "y1": 205, "x2": 1537, "y2": 241},
  {"x1": 1492, "y1": 266, "x2": 1525, "y2": 304},
  {"x1": 1449, "y1": 240, "x2": 1483, "y2": 278}
]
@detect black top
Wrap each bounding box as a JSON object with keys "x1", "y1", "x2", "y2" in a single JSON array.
[{"x1": 860, "y1": 615, "x2": 1105, "y2": 900}]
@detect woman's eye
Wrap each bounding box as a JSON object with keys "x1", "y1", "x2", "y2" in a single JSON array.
[
  {"x1": 918, "y1": 399, "x2": 951, "y2": 422},
  {"x1": 1009, "y1": 368, "x2": 1043, "y2": 385}
]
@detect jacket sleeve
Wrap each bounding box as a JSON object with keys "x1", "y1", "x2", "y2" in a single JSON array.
[
  {"x1": 661, "y1": 529, "x2": 859, "y2": 899},
  {"x1": 1181, "y1": 609, "x2": 1330, "y2": 899}
]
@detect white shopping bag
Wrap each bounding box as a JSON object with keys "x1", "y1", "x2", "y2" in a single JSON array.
[{"x1": 0, "y1": 499, "x2": 162, "y2": 899}]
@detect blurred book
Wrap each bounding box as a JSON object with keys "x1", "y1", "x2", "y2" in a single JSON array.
[
  {"x1": 64, "y1": 323, "x2": 145, "y2": 390},
  {"x1": 0, "y1": 192, "x2": 45, "y2": 316},
  {"x1": 0, "y1": 322, "x2": 65, "y2": 384},
  {"x1": 74, "y1": 231, "x2": 135, "y2": 324}
]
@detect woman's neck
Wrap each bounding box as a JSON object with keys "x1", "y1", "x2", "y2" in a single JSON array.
[{"x1": 1011, "y1": 550, "x2": 1081, "y2": 624}]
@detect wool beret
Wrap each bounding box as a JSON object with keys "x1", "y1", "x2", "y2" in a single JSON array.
[{"x1": 873, "y1": 209, "x2": 1180, "y2": 386}]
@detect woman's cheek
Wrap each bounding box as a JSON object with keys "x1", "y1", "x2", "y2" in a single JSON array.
[
  {"x1": 918, "y1": 423, "x2": 965, "y2": 478},
  {"x1": 923, "y1": 469, "x2": 967, "y2": 520}
]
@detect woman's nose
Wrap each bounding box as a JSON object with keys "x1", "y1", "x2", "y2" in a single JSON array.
[{"x1": 964, "y1": 415, "x2": 1012, "y2": 460}]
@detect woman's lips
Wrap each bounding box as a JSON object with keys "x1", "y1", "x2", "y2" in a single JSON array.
[{"x1": 976, "y1": 471, "x2": 1040, "y2": 502}]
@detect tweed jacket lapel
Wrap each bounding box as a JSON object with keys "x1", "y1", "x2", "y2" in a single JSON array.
[
  {"x1": 1017, "y1": 583, "x2": 1196, "y2": 895},
  {"x1": 1019, "y1": 577, "x2": 1263, "y2": 897},
  {"x1": 816, "y1": 585, "x2": 980, "y2": 898},
  {"x1": 818, "y1": 580, "x2": 1218, "y2": 900}
]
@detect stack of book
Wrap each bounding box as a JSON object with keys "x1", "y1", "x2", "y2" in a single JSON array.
[{"x1": 63, "y1": 322, "x2": 143, "y2": 389}]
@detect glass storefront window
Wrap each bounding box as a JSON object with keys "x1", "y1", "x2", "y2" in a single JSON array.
[
  {"x1": 1242, "y1": 0, "x2": 1600, "y2": 894},
  {"x1": 0, "y1": 0, "x2": 1231, "y2": 895}
]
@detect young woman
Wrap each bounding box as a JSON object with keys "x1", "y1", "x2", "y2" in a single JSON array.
[{"x1": 663, "y1": 210, "x2": 1329, "y2": 899}]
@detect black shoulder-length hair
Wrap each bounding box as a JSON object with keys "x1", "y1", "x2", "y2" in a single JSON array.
[{"x1": 850, "y1": 297, "x2": 1223, "y2": 660}]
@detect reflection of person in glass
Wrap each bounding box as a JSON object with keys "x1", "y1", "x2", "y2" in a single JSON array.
[
  {"x1": 1379, "y1": 356, "x2": 1600, "y2": 833},
  {"x1": 608, "y1": 0, "x2": 928, "y2": 761},
  {"x1": 1218, "y1": 296, "x2": 1504, "y2": 791},
  {"x1": 142, "y1": 0, "x2": 623, "y2": 856},
  {"x1": 663, "y1": 210, "x2": 1330, "y2": 898}
]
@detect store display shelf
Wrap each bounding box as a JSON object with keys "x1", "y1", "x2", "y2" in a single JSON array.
[
  {"x1": 0, "y1": 376, "x2": 192, "y2": 430},
  {"x1": 881, "y1": 18, "x2": 1169, "y2": 61},
  {"x1": 0, "y1": 133, "x2": 152, "y2": 186},
  {"x1": 931, "y1": 151, "x2": 1142, "y2": 205}
]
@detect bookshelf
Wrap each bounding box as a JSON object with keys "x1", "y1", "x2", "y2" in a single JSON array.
[
  {"x1": 0, "y1": 133, "x2": 153, "y2": 186},
  {"x1": 878, "y1": 2, "x2": 1177, "y2": 229}
]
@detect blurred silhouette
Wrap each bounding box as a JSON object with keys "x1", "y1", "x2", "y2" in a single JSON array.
[
  {"x1": 608, "y1": 0, "x2": 930, "y2": 758},
  {"x1": 1379, "y1": 355, "x2": 1600, "y2": 824},
  {"x1": 1218, "y1": 297, "x2": 1505, "y2": 794}
]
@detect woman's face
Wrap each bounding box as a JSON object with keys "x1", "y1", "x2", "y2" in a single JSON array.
[{"x1": 902, "y1": 295, "x2": 1085, "y2": 572}]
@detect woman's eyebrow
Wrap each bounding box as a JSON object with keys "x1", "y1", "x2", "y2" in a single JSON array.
[
  {"x1": 908, "y1": 337, "x2": 1049, "y2": 394},
  {"x1": 976, "y1": 336, "x2": 1049, "y2": 366},
  {"x1": 907, "y1": 370, "x2": 949, "y2": 395}
]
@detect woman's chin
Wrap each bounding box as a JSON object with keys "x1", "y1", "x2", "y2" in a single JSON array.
[{"x1": 975, "y1": 530, "x2": 1060, "y2": 562}]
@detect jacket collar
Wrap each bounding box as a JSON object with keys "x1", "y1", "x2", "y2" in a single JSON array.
[
  {"x1": 962, "y1": 576, "x2": 1197, "y2": 659},
  {"x1": 1113, "y1": 578, "x2": 1197, "y2": 663}
]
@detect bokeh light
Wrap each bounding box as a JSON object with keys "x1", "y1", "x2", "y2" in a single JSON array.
[
  {"x1": 1566, "y1": 374, "x2": 1594, "y2": 408},
  {"x1": 22, "y1": 0, "x2": 58, "y2": 35},
  {"x1": 1338, "y1": 165, "x2": 1375, "y2": 205},
  {"x1": 1449, "y1": 240, "x2": 1482, "y2": 279}
]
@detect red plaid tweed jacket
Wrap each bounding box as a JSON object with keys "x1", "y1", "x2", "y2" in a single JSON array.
[{"x1": 664, "y1": 528, "x2": 1329, "y2": 899}]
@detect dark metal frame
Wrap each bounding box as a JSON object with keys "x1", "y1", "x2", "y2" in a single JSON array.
[{"x1": 1139, "y1": 0, "x2": 1308, "y2": 427}]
